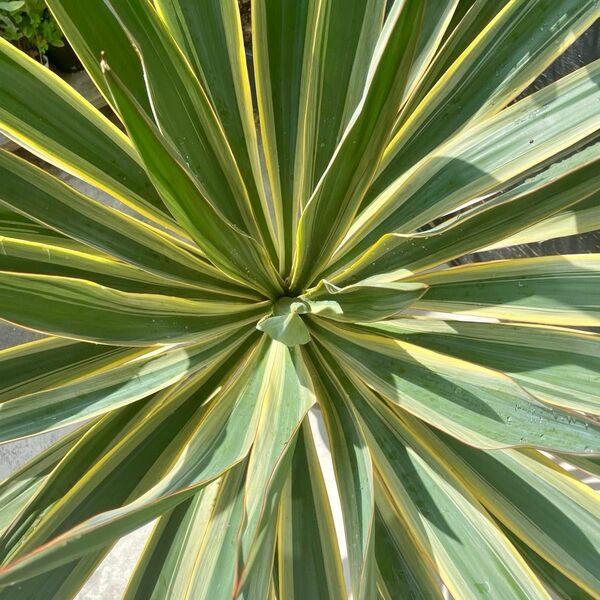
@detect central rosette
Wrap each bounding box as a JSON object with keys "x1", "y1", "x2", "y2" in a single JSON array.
[
  {"x1": 257, "y1": 296, "x2": 311, "y2": 346},
  {"x1": 256, "y1": 280, "x2": 429, "y2": 346}
]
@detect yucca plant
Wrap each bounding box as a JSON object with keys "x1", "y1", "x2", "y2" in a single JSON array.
[{"x1": 0, "y1": 0, "x2": 599, "y2": 598}]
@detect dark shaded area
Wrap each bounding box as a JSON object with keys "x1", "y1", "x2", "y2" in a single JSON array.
[{"x1": 239, "y1": 0, "x2": 252, "y2": 48}]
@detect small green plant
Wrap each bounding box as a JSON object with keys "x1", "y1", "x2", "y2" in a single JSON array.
[
  {"x1": 0, "y1": 1, "x2": 599, "y2": 599},
  {"x1": 0, "y1": 0, "x2": 63, "y2": 61}
]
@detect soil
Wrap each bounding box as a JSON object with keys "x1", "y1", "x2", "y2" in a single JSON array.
[{"x1": 238, "y1": 0, "x2": 252, "y2": 48}]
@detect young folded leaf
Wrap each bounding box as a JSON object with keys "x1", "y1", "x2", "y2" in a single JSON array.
[
  {"x1": 302, "y1": 279, "x2": 427, "y2": 323},
  {"x1": 256, "y1": 297, "x2": 311, "y2": 347}
]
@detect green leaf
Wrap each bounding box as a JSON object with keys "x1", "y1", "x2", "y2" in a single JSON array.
[
  {"x1": 0, "y1": 271, "x2": 267, "y2": 345},
  {"x1": 374, "y1": 480, "x2": 444, "y2": 600},
  {"x1": 289, "y1": 0, "x2": 425, "y2": 290},
  {"x1": 0, "y1": 337, "x2": 119, "y2": 404},
  {"x1": 45, "y1": 0, "x2": 152, "y2": 115},
  {"x1": 505, "y1": 529, "x2": 595, "y2": 600},
  {"x1": 0, "y1": 148, "x2": 247, "y2": 295},
  {"x1": 254, "y1": 0, "x2": 385, "y2": 271},
  {"x1": 368, "y1": 319, "x2": 600, "y2": 415},
  {"x1": 289, "y1": 0, "x2": 386, "y2": 235},
  {"x1": 277, "y1": 421, "x2": 347, "y2": 600},
  {"x1": 369, "y1": 0, "x2": 600, "y2": 207},
  {"x1": 484, "y1": 190, "x2": 600, "y2": 251},
  {"x1": 0, "y1": 329, "x2": 256, "y2": 443},
  {"x1": 0, "y1": 424, "x2": 89, "y2": 535},
  {"x1": 302, "y1": 279, "x2": 427, "y2": 323},
  {"x1": 0, "y1": 555, "x2": 105, "y2": 599},
  {"x1": 0, "y1": 1, "x2": 598, "y2": 595},
  {"x1": 235, "y1": 343, "x2": 317, "y2": 597},
  {"x1": 311, "y1": 320, "x2": 600, "y2": 453},
  {"x1": 413, "y1": 254, "x2": 600, "y2": 326},
  {"x1": 430, "y1": 427, "x2": 600, "y2": 596},
  {"x1": 394, "y1": 0, "x2": 461, "y2": 111},
  {"x1": 252, "y1": 0, "x2": 314, "y2": 271},
  {"x1": 155, "y1": 0, "x2": 279, "y2": 265},
  {"x1": 124, "y1": 465, "x2": 246, "y2": 600},
  {"x1": 101, "y1": 63, "x2": 283, "y2": 297},
  {"x1": 334, "y1": 59, "x2": 600, "y2": 271},
  {"x1": 0, "y1": 340, "x2": 315, "y2": 586},
  {"x1": 387, "y1": 0, "x2": 510, "y2": 141},
  {"x1": 334, "y1": 369, "x2": 550, "y2": 600},
  {"x1": 332, "y1": 143, "x2": 600, "y2": 284},
  {"x1": 304, "y1": 344, "x2": 375, "y2": 600},
  {"x1": 0, "y1": 400, "x2": 157, "y2": 599},
  {"x1": 0, "y1": 341, "x2": 260, "y2": 578},
  {"x1": 0, "y1": 205, "x2": 66, "y2": 241},
  {"x1": 0, "y1": 2, "x2": 25, "y2": 13},
  {"x1": 0, "y1": 233, "x2": 251, "y2": 300},
  {"x1": 236, "y1": 517, "x2": 279, "y2": 600},
  {"x1": 103, "y1": 0, "x2": 266, "y2": 248},
  {"x1": 0, "y1": 37, "x2": 169, "y2": 226}
]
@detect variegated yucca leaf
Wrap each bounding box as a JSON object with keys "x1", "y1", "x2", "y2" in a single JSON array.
[{"x1": 0, "y1": 1, "x2": 599, "y2": 598}]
